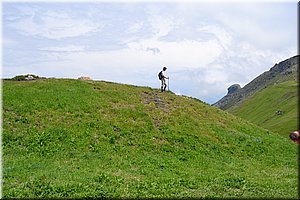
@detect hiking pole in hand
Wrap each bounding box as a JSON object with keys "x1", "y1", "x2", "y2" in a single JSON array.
[{"x1": 168, "y1": 77, "x2": 170, "y2": 91}]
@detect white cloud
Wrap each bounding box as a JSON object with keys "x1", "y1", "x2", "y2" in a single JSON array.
[
  {"x1": 13, "y1": 34, "x2": 225, "y2": 87},
  {"x1": 39, "y1": 45, "x2": 85, "y2": 52},
  {"x1": 2, "y1": 37, "x2": 17, "y2": 48},
  {"x1": 198, "y1": 25, "x2": 232, "y2": 50},
  {"x1": 147, "y1": 14, "x2": 179, "y2": 38},
  {"x1": 3, "y1": 2, "x2": 297, "y2": 104},
  {"x1": 11, "y1": 10, "x2": 102, "y2": 39},
  {"x1": 126, "y1": 37, "x2": 223, "y2": 70},
  {"x1": 202, "y1": 67, "x2": 228, "y2": 84},
  {"x1": 127, "y1": 21, "x2": 144, "y2": 33},
  {"x1": 216, "y1": 3, "x2": 297, "y2": 50}
]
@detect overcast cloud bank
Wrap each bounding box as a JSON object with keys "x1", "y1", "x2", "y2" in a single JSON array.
[{"x1": 2, "y1": 2, "x2": 297, "y2": 103}]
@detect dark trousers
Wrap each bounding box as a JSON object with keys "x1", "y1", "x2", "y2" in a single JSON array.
[{"x1": 161, "y1": 78, "x2": 167, "y2": 91}]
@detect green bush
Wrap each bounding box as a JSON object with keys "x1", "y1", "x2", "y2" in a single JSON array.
[{"x1": 11, "y1": 74, "x2": 41, "y2": 81}]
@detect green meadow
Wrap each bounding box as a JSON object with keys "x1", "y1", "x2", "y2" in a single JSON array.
[
  {"x1": 228, "y1": 80, "x2": 298, "y2": 136},
  {"x1": 2, "y1": 79, "x2": 297, "y2": 198}
]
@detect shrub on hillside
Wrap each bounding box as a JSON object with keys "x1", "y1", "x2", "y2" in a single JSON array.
[{"x1": 11, "y1": 74, "x2": 43, "y2": 81}]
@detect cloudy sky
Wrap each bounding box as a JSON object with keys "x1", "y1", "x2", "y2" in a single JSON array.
[{"x1": 2, "y1": 1, "x2": 297, "y2": 104}]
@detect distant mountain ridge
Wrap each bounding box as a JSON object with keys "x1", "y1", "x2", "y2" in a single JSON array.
[{"x1": 213, "y1": 55, "x2": 299, "y2": 110}]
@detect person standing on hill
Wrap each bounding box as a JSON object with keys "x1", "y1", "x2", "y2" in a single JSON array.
[{"x1": 158, "y1": 66, "x2": 169, "y2": 92}]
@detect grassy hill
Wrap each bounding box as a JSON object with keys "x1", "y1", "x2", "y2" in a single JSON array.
[
  {"x1": 2, "y1": 78, "x2": 297, "y2": 198},
  {"x1": 228, "y1": 80, "x2": 298, "y2": 136}
]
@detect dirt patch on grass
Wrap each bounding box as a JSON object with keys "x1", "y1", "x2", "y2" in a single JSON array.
[
  {"x1": 141, "y1": 91, "x2": 171, "y2": 129},
  {"x1": 142, "y1": 91, "x2": 167, "y2": 109}
]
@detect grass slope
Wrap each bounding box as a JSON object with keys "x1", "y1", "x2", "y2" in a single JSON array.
[
  {"x1": 228, "y1": 80, "x2": 298, "y2": 136},
  {"x1": 2, "y1": 79, "x2": 297, "y2": 198}
]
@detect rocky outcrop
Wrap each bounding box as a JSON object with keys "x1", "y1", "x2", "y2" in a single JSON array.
[
  {"x1": 78, "y1": 76, "x2": 92, "y2": 81},
  {"x1": 213, "y1": 55, "x2": 299, "y2": 110},
  {"x1": 227, "y1": 84, "x2": 241, "y2": 95}
]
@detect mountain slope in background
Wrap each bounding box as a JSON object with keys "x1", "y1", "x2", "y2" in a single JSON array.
[
  {"x1": 2, "y1": 78, "x2": 297, "y2": 198},
  {"x1": 228, "y1": 80, "x2": 297, "y2": 135},
  {"x1": 213, "y1": 55, "x2": 298, "y2": 110},
  {"x1": 213, "y1": 55, "x2": 298, "y2": 135}
]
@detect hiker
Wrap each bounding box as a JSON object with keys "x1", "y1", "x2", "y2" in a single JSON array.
[{"x1": 158, "y1": 66, "x2": 169, "y2": 92}]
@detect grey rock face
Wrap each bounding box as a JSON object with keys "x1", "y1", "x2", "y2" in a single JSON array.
[{"x1": 227, "y1": 84, "x2": 241, "y2": 95}]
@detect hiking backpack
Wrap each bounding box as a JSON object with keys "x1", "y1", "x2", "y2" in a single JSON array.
[{"x1": 158, "y1": 71, "x2": 163, "y2": 80}]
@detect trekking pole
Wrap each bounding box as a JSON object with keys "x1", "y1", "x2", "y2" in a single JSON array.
[{"x1": 168, "y1": 78, "x2": 170, "y2": 91}]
